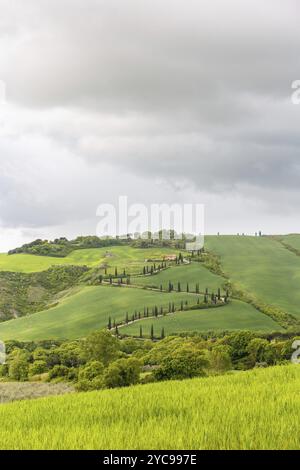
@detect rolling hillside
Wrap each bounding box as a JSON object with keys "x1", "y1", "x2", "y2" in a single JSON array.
[
  {"x1": 0, "y1": 365, "x2": 298, "y2": 449},
  {"x1": 0, "y1": 236, "x2": 298, "y2": 341},
  {"x1": 0, "y1": 246, "x2": 180, "y2": 274},
  {"x1": 205, "y1": 235, "x2": 300, "y2": 319},
  {"x1": 121, "y1": 299, "x2": 282, "y2": 336},
  {"x1": 132, "y1": 262, "x2": 223, "y2": 292},
  {"x1": 0, "y1": 285, "x2": 202, "y2": 341}
]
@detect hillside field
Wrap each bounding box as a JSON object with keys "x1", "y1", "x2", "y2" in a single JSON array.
[
  {"x1": 132, "y1": 262, "x2": 223, "y2": 292},
  {"x1": 205, "y1": 235, "x2": 300, "y2": 318},
  {"x1": 0, "y1": 285, "x2": 201, "y2": 341},
  {"x1": 121, "y1": 299, "x2": 282, "y2": 336},
  {"x1": 0, "y1": 365, "x2": 299, "y2": 450},
  {"x1": 0, "y1": 246, "x2": 180, "y2": 274}
]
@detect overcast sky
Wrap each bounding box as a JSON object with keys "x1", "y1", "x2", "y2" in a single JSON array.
[{"x1": 0, "y1": 0, "x2": 299, "y2": 251}]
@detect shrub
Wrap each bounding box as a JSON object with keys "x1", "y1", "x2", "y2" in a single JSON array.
[
  {"x1": 8, "y1": 351, "x2": 30, "y2": 382},
  {"x1": 29, "y1": 360, "x2": 48, "y2": 376},
  {"x1": 154, "y1": 346, "x2": 208, "y2": 381},
  {"x1": 84, "y1": 330, "x2": 119, "y2": 366},
  {"x1": 208, "y1": 345, "x2": 232, "y2": 373},
  {"x1": 48, "y1": 365, "x2": 70, "y2": 381},
  {"x1": 104, "y1": 358, "x2": 141, "y2": 388}
]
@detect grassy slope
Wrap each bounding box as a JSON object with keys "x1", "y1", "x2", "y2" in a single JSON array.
[
  {"x1": 121, "y1": 299, "x2": 281, "y2": 336},
  {"x1": 0, "y1": 365, "x2": 299, "y2": 450},
  {"x1": 281, "y1": 234, "x2": 300, "y2": 251},
  {"x1": 0, "y1": 286, "x2": 201, "y2": 341},
  {"x1": 132, "y1": 262, "x2": 223, "y2": 292},
  {"x1": 205, "y1": 235, "x2": 300, "y2": 318},
  {"x1": 0, "y1": 247, "x2": 179, "y2": 274}
]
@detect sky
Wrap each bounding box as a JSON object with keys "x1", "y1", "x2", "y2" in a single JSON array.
[{"x1": 0, "y1": 0, "x2": 299, "y2": 251}]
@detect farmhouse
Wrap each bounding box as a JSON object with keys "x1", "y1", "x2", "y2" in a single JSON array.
[{"x1": 163, "y1": 254, "x2": 177, "y2": 261}]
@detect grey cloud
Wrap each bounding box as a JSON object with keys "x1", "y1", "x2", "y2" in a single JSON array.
[{"x1": 0, "y1": 0, "x2": 300, "y2": 243}]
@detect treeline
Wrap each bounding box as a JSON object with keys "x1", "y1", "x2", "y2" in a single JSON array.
[
  {"x1": 8, "y1": 232, "x2": 195, "y2": 258},
  {"x1": 0, "y1": 330, "x2": 298, "y2": 391},
  {"x1": 8, "y1": 236, "x2": 126, "y2": 258}
]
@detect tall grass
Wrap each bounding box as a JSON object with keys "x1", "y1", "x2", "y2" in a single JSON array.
[{"x1": 0, "y1": 365, "x2": 299, "y2": 449}]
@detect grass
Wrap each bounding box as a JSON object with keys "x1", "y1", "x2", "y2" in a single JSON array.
[
  {"x1": 0, "y1": 365, "x2": 299, "y2": 449},
  {"x1": 121, "y1": 299, "x2": 282, "y2": 336},
  {"x1": 0, "y1": 285, "x2": 201, "y2": 341},
  {"x1": 132, "y1": 262, "x2": 224, "y2": 292},
  {"x1": 0, "y1": 246, "x2": 180, "y2": 274},
  {"x1": 281, "y1": 234, "x2": 300, "y2": 251},
  {"x1": 205, "y1": 235, "x2": 300, "y2": 318},
  {"x1": 0, "y1": 382, "x2": 74, "y2": 404}
]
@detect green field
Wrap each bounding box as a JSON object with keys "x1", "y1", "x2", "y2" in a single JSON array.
[
  {"x1": 132, "y1": 262, "x2": 224, "y2": 292},
  {"x1": 0, "y1": 365, "x2": 299, "y2": 449},
  {"x1": 0, "y1": 285, "x2": 201, "y2": 341},
  {"x1": 281, "y1": 234, "x2": 300, "y2": 251},
  {"x1": 0, "y1": 246, "x2": 179, "y2": 274},
  {"x1": 121, "y1": 299, "x2": 282, "y2": 336},
  {"x1": 205, "y1": 235, "x2": 300, "y2": 318}
]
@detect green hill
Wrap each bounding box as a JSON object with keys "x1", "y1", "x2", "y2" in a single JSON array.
[
  {"x1": 121, "y1": 299, "x2": 282, "y2": 336},
  {"x1": 0, "y1": 365, "x2": 298, "y2": 449},
  {"x1": 132, "y1": 262, "x2": 223, "y2": 292},
  {"x1": 0, "y1": 285, "x2": 202, "y2": 341},
  {"x1": 205, "y1": 235, "x2": 300, "y2": 319},
  {"x1": 0, "y1": 246, "x2": 179, "y2": 274}
]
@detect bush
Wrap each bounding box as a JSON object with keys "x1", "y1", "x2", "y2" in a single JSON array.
[
  {"x1": 78, "y1": 361, "x2": 104, "y2": 382},
  {"x1": 84, "y1": 330, "x2": 119, "y2": 366},
  {"x1": 48, "y1": 365, "x2": 70, "y2": 381},
  {"x1": 8, "y1": 351, "x2": 30, "y2": 382},
  {"x1": 154, "y1": 346, "x2": 208, "y2": 381},
  {"x1": 29, "y1": 360, "x2": 48, "y2": 376},
  {"x1": 208, "y1": 345, "x2": 232, "y2": 373},
  {"x1": 104, "y1": 358, "x2": 141, "y2": 388},
  {"x1": 0, "y1": 364, "x2": 9, "y2": 378}
]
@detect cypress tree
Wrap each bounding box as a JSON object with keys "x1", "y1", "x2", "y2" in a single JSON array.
[
  {"x1": 151, "y1": 325, "x2": 154, "y2": 340},
  {"x1": 218, "y1": 288, "x2": 221, "y2": 300},
  {"x1": 108, "y1": 317, "x2": 112, "y2": 330},
  {"x1": 115, "y1": 325, "x2": 119, "y2": 336},
  {"x1": 126, "y1": 312, "x2": 129, "y2": 324},
  {"x1": 115, "y1": 267, "x2": 118, "y2": 277},
  {"x1": 140, "y1": 326, "x2": 143, "y2": 338},
  {"x1": 161, "y1": 328, "x2": 165, "y2": 339},
  {"x1": 187, "y1": 283, "x2": 189, "y2": 293},
  {"x1": 178, "y1": 282, "x2": 181, "y2": 292}
]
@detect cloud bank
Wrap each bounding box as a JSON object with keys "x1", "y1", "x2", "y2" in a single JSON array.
[{"x1": 0, "y1": 0, "x2": 299, "y2": 249}]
